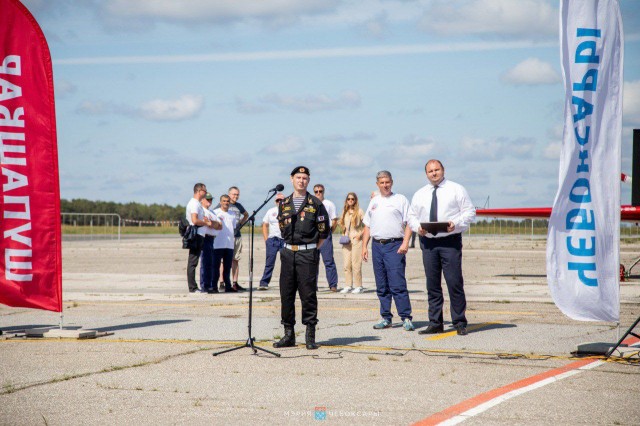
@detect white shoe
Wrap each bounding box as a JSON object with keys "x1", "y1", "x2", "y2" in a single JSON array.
[
  {"x1": 351, "y1": 287, "x2": 364, "y2": 294},
  {"x1": 339, "y1": 287, "x2": 352, "y2": 294}
]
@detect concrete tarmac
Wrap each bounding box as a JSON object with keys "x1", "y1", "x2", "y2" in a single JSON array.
[{"x1": 1, "y1": 235, "x2": 639, "y2": 425}]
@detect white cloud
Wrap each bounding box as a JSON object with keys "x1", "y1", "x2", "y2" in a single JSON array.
[
  {"x1": 313, "y1": 132, "x2": 375, "y2": 143},
  {"x1": 624, "y1": 80, "x2": 640, "y2": 126},
  {"x1": 76, "y1": 100, "x2": 112, "y2": 115},
  {"x1": 546, "y1": 123, "x2": 564, "y2": 140},
  {"x1": 420, "y1": 0, "x2": 557, "y2": 38},
  {"x1": 138, "y1": 95, "x2": 204, "y2": 121},
  {"x1": 259, "y1": 90, "x2": 361, "y2": 113},
  {"x1": 501, "y1": 58, "x2": 561, "y2": 86},
  {"x1": 380, "y1": 135, "x2": 440, "y2": 168},
  {"x1": 101, "y1": 0, "x2": 337, "y2": 27},
  {"x1": 55, "y1": 78, "x2": 76, "y2": 97},
  {"x1": 358, "y1": 13, "x2": 389, "y2": 40},
  {"x1": 503, "y1": 137, "x2": 535, "y2": 158},
  {"x1": 236, "y1": 97, "x2": 269, "y2": 114},
  {"x1": 261, "y1": 135, "x2": 305, "y2": 155},
  {"x1": 459, "y1": 137, "x2": 503, "y2": 161},
  {"x1": 333, "y1": 151, "x2": 374, "y2": 169},
  {"x1": 55, "y1": 40, "x2": 556, "y2": 66},
  {"x1": 76, "y1": 95, "x2": 204, "y2": 121},
  {"x1": 543, "y1": 141, "x2": 561, "y2": 160}
]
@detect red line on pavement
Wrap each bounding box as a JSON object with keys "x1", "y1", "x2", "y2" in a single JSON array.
[
  {"x1": 413, "y1": 358, "x2": 597, "y2": 426},
  {"x1": 414, "y1": 332, "x2": 639, "y2": 426}
]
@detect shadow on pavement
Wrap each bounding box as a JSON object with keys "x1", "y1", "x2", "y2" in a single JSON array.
[
  {"x1": 93, "y1": 319, "x2": 191, "y2": 332},
  {"x1": 466, "y1": 323, "x2": 517, "y2": 334},
  {"x1": 494, "y1": 274, "x2": 546, "y2": 278},
  {"x1": 319, "y1": 335, "x2": 382, "y2": 346}
]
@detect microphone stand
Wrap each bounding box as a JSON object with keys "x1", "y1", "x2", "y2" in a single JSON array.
[{"x1": 213, "y1": 189, "x2": 281, "y2": 357}]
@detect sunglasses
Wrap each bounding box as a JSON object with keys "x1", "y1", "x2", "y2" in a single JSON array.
[
  {"x1": 347, "y1": 198, "x2": 355, "y2": 201},
  {"x1": 314, "y1": 190, "x2": 324, "y2": 193}
]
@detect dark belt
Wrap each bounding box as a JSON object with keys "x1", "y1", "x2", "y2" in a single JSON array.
[{"x1": 373, "y1": 238, "x2": 403, "y2": 245}]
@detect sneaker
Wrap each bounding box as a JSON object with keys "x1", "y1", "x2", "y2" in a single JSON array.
[
  {"x1": 351, "y1": 287, "x2": 364, "y2": 294},
  {"x1": 339, "y1": 287, "x2": 352, "y2": 294},
  {"x1": 329, "y1": 287, "x2": 338, "y2": 293},
  {"x1": 258, "y1": 286, "x2": 268, "y2": 291},
  {"x1": 403, "y1": 318, "x2": 415, "y2": 331},
  {"x1": 373, "y1": 319, "x2": 391, "y2": 329}
]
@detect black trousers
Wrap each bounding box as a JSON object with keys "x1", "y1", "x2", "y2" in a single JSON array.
[
  {"x1": 187, "y1": 235, "x2": 204, "y2": 291},
  {"x1": 420, "y1": 233, "x2": 467, "y2": 327},
  {"x1": 279, "y1": 247, "x2": 320, "y2": 327}
]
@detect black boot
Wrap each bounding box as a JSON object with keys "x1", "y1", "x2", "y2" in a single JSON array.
[
  {"x1": 273, "y1": 326, "x2": 295, "y2": 348},
  {"x1": 305, "y1": 325, "x2": 319, "y2": 350}
]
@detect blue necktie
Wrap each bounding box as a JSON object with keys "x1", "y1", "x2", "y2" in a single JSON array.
[{"x1": 430, "y1": 186, "x2": 438, "y2": 222}]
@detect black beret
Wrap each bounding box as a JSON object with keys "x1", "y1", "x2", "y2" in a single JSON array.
[{"x1": 291, "y1": 166, "x2": 310, "y2": 176}]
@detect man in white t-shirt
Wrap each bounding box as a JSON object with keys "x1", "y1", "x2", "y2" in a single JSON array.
[
  {"x1": 185, "y1": 183, "x2": 214, "y2": 293},
  {"x1": 313, "y1": 184, "x2": 339, "y2": 292},
  {"x1": 212, "y1": 194, "x2": 239, "y2": 293},
  {"x1": 361, "y1": 171, "x2": 414, "y2": 331},
  {"x1": 198, "y1": 193, "x2": 222, "y2": 293},
  {"x1": 259, "y1": 193, "x2": 285, "y2": 290}
]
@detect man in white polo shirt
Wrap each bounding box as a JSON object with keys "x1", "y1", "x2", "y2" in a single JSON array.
[
  {"x1": 361, "y1": 170, "x2": 414, "y2": 331},
  {"x1": 212, "y1": 194, "x2": 238, "y2": 293},
  {"x1": 185, "y1": 183, "x2": 214, "y2": 293},
  {"x1": 198, "y1": 192, "x2": 222, "y2": 293}
]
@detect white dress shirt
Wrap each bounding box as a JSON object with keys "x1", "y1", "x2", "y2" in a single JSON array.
[
  {"x1": 409, "y1": 178, "x2": 475, "y2": 238},
  {"x1": 363, "y1": 193, "x2": 410, "y2": 239}
]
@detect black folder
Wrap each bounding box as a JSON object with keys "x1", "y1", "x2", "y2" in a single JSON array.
[{"x1": 420, "y1": 222, "x2": 449, "y2": 234}]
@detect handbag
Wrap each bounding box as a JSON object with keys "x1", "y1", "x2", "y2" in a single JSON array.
[{"x1": 339, "y1": 221, "x2": 351, "y2": 245}]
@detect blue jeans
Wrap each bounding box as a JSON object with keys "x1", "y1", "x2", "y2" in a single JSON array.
[
  {"x1": 260, "y1": 237, "x2": 284, "y2": 287},
  {"x1": 213, "y1": 248, "x2": 234, "y2": 289},
  {"x1": 319, "y1": 233, "x2": 338, "y2": 288},
  {"x1": 199, "y1": 236, "x2": 214, "y2": 291},
  {"x1": 372, "y1": 239, "x2": 412, "y2": 322}
]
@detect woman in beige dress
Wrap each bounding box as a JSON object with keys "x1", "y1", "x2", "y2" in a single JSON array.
[{"x1": 338, "y1": 192, "x2": 365, "y2": 294}]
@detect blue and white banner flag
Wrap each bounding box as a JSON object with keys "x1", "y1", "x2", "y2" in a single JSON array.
[{"x1": 547, "y1": 0, "x2": 623, "y2": 322}]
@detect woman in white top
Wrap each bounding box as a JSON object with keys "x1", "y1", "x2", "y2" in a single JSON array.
[{"x1": 338, "y1": 192, "x2": 365, "y2": 293}]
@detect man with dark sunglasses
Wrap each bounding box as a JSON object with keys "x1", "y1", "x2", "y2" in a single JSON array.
[{"x1": 313, "y1": 184, "x2": 339, "y2": 292}]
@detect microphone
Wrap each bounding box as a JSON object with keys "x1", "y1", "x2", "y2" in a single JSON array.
[{"x1": 270, "y1": 184, "x2": 285, "y2": 192}]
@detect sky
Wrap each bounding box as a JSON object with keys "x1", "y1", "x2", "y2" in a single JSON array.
[{"x1": 18, "y1": 0, "x2": 640, "y2": 212}]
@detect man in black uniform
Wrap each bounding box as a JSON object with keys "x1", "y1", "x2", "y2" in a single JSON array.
[{"x1": 274, "y1": 166, "x2": 330, "y2": 350}]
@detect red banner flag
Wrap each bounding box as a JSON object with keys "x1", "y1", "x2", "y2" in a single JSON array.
[{"x1": 0, "y1": 0, "x2": 62, "y2": 312}]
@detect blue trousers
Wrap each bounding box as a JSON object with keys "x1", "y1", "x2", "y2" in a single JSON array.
[
  {"x1": 260, "y1": 237, "x2": 284, "y2": 287},
  {"x1": 213, "y1": 248, "x2": 234, "y2": 289},
  {"x1": 199, "y1": 236, "x2": 215, "y2": 291},
  {"x1": 319, "y1": 232, "x2": 338, "y2": 288},
  {"x1": 372, "y1": 239, "x2": 412, "y2": 322},
  {"x1": 420, "y1": 233, "x2": 467, "y2": 327}
]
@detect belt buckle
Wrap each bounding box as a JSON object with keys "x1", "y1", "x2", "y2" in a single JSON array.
[{"x1": 291, "y1": 245, "x2": 299, "y2": 252}]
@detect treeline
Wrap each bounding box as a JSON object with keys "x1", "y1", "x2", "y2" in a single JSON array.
[{"x1": 61, "y1": 199, "x2": 184, "y2": 222}]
